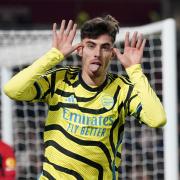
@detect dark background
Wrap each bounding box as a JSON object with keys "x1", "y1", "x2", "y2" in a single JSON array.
[{"x1": 0, "y1": 0, "x2": 179, "y2": 27}]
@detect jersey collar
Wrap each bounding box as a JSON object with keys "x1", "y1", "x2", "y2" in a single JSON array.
[{"x1": 78, "y1": 70, "x2": 108, "y2": 92}]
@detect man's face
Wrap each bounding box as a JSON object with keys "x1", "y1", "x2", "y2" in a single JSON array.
[{"x1": 80, "y1": 34, "x2": 114, "y2": 78}]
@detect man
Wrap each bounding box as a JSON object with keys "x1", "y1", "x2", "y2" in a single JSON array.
[{"x1": 4, "y1": 15, "x2": 166, "y2": 180}]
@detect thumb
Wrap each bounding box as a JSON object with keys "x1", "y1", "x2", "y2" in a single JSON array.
[
  {"x1": 113, "y1": 48, "x2": 123, "y2": 60},
  {"x1": 71, "y1": 42, "x2": 84, "y2": 53}
]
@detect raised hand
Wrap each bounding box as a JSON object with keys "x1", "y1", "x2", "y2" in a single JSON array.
[
  {"x1": 113, "y1": 32, "x2": 146, "y2": 69},
  {"x1": 52, "y1": 20, "x2": 82, "y2": 57}
]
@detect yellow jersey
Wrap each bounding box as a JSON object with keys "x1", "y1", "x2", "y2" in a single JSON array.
[{"x1": 4, "y1": 48, "x2": 166, "y2": 180}]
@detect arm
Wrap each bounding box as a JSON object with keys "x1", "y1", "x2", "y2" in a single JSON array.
[
  {"x1": 114, "y1": 32, "x2": 166, "y2": 128},
  {"x1": 3, "y1": 48, "x2": 64, "y2": 101},
  {"x1": 125, "y1": 64, "x2": 166, "y2": 127},
  {"x1": 4, "y1": 20, "x2": 82, "y2": 102}
]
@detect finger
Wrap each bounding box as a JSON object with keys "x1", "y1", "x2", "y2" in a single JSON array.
[
  {"x1": 75, "y1": 42, "x2": 84, "y2": 49},
  {"x1": 67, "y1": 23, "x2": 77, "y2": 43},
  {"x1": 113, "y1": 48, "x2": 120, "y2": 54},
  {"x1": 124, "y1": 32, "x2": 130, "y2": 47},
  {"x1": 136, "y1": 33, "x2": 143, "y2": 49},
  {"x1": 59, "y1": 20, "x2": 66, "y2": 38},
  {"x1": 64, "y1": 20, "x2": 73, "y2": 36},
  {"x1": 113, "y1": 48, "x2": 123, "y2": 59},
  {"x1": 71, "y1": 43, "x2": 84, "y2": 53},
  {"x1": 140, "y1": 39, "x2": 146, "y2": 51},
  {"x1": 131, "y1": 31, "x2": 138, "y2": 47},
  {"x1": 52, "y1": 23, "x2": 57, "y2": 38},
  {"x1": 52, "y1": 23, "x2": 57, "y2": 47}
]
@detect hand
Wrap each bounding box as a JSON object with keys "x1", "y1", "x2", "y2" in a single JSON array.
[
  {"x1": 113, "y1": 32, "x2": 146, "y2": 68},
  {"x1": 52, "y1": 20, "x2": 82, "y2": 57}
]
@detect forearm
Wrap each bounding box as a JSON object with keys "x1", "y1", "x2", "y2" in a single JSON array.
[
  {"x1": 3, "y1": 48, "x2": 64, "y2": 101},
  {"x1": 126, "y1": 64, "x2": 167, "y2": 127}
]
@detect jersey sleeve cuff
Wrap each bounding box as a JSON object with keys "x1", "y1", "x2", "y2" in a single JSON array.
[
  {"x1": 125, "y1": 64, "x2": 143, "y2": 83},
  {"x1": 31, "y1": 47, "x2": 65, "y2": 73},
  {"x1": 46, "y1": 47, "x2": 65, "y2": 65},
  {"x1": 51, "y1": 48, "x2": 64, "y2": 58}
]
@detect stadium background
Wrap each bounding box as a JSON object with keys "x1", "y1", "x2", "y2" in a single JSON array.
[{"x1": 0, "y1": 0, "x2": 179, "y2": 179}]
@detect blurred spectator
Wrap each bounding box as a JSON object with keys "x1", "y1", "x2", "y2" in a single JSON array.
[
  {"x1": 75, "y1": 11, "x2": 90, "y2": 28},
  {"x1": 0, "y1": 140, "x2": 16, "y2": 180}
]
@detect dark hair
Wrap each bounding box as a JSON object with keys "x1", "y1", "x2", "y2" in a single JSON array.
[{"x1": 80, "y1": 15, "x2": 119, "y2": 43}]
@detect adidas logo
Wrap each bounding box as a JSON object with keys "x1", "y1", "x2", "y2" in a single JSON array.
[{"x1": 66, "y1": 95, "x2": 77, "y2": 103}]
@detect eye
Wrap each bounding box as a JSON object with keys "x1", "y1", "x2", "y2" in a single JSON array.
[
  {"x1": 101, "y1": 45, "x2": 112, "y2": 51},
  {"x1": 86, "y1": 43, "x2": 95, "y2": 49}
]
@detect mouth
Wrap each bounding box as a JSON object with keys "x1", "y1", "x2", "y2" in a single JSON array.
[
  {"x1": 91, "y1": 62, "x2": 101, "y2": 66},
  {"x1": 89, "y1": 61, "x2": 102, "y2": 72},
  {"x1": 91, "y1": 59, "x2": 102, "y2": 66}
]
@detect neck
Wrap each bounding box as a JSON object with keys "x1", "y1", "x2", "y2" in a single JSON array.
[{"x1": 81, "y1": 70, "x2": 107, "y2": 87}]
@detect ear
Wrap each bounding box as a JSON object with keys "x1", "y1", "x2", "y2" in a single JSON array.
[
  {"x1": 76, "y1": 46, "x2": 83, "y2": 57},
  {"x1": 110, "y1": 50, "x2": 116, "y2": 60},
  {"x1": 111, "y1": 48, "x2": 118, "y2": 59}
]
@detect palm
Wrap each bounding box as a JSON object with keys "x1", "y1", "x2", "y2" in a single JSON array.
[{"x1": 122, "y1": 46, "x2": 143, "y2": 67}]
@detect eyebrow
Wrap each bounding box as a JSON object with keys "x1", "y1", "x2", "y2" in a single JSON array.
[{"x1": 85, "y1": 40, "x2": 112, "y2": 47}]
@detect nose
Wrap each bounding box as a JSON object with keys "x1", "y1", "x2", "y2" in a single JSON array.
[{"x1": 94, "y1": 46, "x2": 101, "y2": 58}]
